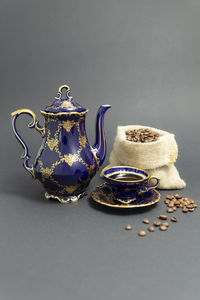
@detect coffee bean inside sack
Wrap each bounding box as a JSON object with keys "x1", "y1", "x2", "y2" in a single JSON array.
[
  {"x1": 165, "y1": 194, "x2": 198, "y2": 213},
  {"x1": 125, "y1": 128, "x2": 160, "y2": 143}
]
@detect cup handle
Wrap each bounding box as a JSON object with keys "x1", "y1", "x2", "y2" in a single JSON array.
[{"x1": 138, "y1": 176, "x2": 160, "y2": 194}]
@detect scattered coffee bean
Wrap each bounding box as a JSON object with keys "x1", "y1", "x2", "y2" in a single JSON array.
[
  {"x1": 162, "y1": 222, "x2": 169, "y2": 227},
  {"x1": 158, "y1": 214, "x2": 168, "y2": 220},
  {"x1": 125, "y1": 193, "x2": 197, "y2": 237},
  {"x1": 143, "y1": 218, "x2": 150, "y2": 224},
  {"x1": 126, "y1": 128, "x2": 160, "y2": 143},
  {"x1": 148, "y1": 226, "x2": 155, "y2": 232},
  {"x1": 171, "y1": 217, "x2": 178, "y2": 222},
  {"x1": 167, "y1": 208, "x2": 174, "y2": 213},
  {"x1": 159, "y1": 225, "x2": 167, "y2": 231},
  {"x1": 125, "y1": 225, "x2": 132, "y2": 231},
  {"x1": 154, "y1": 220, "x2": 161, "y2": 226},
  {"x1": 138, "y1": 230, "x2": 147, "y2": 237}
]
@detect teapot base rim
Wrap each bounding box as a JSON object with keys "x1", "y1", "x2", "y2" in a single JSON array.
[{"x1": 45, "y1": 191, "x2": 86, "y2": 203}]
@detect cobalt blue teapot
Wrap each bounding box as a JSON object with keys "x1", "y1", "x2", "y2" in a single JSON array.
[{"x1": 11, "y1": 85, "x2": 111, "y2": 203}]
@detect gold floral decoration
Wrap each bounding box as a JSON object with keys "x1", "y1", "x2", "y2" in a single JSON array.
[
  {"x1": 79, "y1": 135, "x2": 87, "y2": 148},
  {"x1": 62, "y1": 153, "x2": 79, "y2": 166},
  {"x1": 41, "y1": 167, "x2": 52, "y2": 181},
  {"x1": 63, "y1": 185, "x2": 78, "y2": 194},
  {"x1": 47, "y1": 138, "x2": 58, "y2": 151},
  {"x1": 60, "y1": 101, "x2": 75, "y2": 109},
  {"x1": 88, "y1": 162, "x2": 95, "y2": 176},
  {"x1": 62, "y1": 120, "x2": 75, "y2": 132},
  {"x1": 36, "y1": 116, "x2": 99, "y2": 199}
]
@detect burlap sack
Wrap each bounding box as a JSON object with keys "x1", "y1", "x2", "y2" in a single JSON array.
[{"x1": 102, "y1": 125, "x2": 186, "y2": 189}]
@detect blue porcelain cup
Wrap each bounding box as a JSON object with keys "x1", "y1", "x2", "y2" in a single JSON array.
[{"x1": 103, "y1": 166, "x2": 160, "y2": 204}]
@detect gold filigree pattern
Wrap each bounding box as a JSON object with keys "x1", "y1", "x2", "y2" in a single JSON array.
[
  {"x1": 40, "y1": 110, "x2": 88, "y2": 117},
  {"x1": 62, "y1": 120, "x2": 75, "y2": 132},
  {"x1": 38, "y1": 160, "x2": 53, "y2": 181},
  {"x1": 88, "y1": 162, "x2": 96, "y2": 177},
  {"x1": 79, "y1": 135, "x2": 87, "y2": 148},
  {"x1": 60, "y1": 101, "x2": 76, "y2": 109},
  {"x1": 41, "y1": 167, "x2": 52, "y2": 180},
  {"x1": 47, "y1": 138, "x2": 58, "y2": 151},
  {"x1": 46, "y1": 120, "x2": 62, "y2": 154},
  {"x1": 62, "y1": 153, "x2": 79, "y2": 166},
  {"x1": 63, "y1": 185, "x2": 78, "y2": 194},
  {"x1": 37, "y1": 116, "x2": 98, "y2": 196}
]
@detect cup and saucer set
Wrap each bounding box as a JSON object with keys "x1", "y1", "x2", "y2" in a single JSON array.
[{"x1": 91, "y1": 166, "x2": 160, "y2": 209}]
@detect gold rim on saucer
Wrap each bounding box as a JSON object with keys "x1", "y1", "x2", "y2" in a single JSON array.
[{"x1": 91, "y1": 183, "x2": 160, "y2": 208}]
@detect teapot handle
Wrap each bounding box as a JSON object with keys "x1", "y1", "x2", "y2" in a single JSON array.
[{"x1": 11, "y1": 109, "x2": 45, "y2": 178}]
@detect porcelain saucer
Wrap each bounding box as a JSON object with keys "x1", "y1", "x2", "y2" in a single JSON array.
[{"x1": 91, "y1": 183, "x2": 160, "y2": 208}]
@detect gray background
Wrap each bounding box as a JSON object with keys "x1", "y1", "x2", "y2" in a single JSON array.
[{"x1": 0, "y1": 0, "x2": 200, "y2": 299}]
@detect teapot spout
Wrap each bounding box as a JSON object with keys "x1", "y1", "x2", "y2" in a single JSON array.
[{"x1": 92, "y1": 105, "x2": 111, "y2": 167}]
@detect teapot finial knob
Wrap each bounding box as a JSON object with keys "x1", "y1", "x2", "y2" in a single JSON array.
[{"x1": 57, "y1": 84, "x2": 71, "y2": 100}]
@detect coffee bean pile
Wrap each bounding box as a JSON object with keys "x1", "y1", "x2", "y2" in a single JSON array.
[
  {"x1": 124, "y1": 193, "x2": 197, "y2": 237},
  {"x1": 164, "y1": 194, "x2": 198, "y2": 213},
  {"x1": 126, "y1": 128, "x2": 160, "y2": 143}
]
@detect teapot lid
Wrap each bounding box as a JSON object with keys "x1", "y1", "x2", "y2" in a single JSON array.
[{"x1": 41, "y1": 85, "x2": 88, "y2": 115}]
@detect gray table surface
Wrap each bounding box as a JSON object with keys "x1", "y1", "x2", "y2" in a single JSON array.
[{"x1": 1, "y1": 0, "x2": 200, "y2": 299}]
